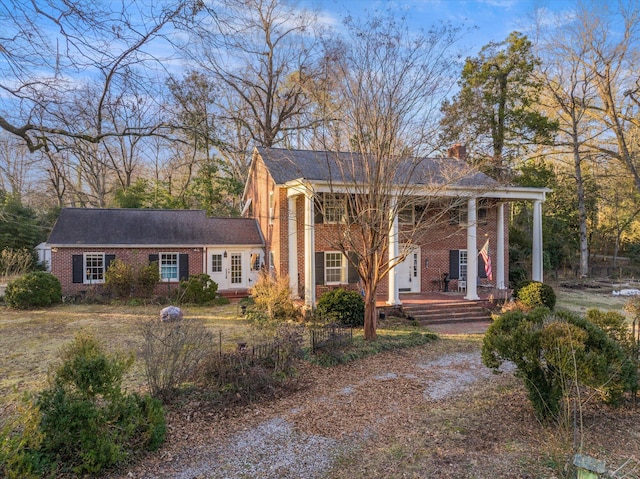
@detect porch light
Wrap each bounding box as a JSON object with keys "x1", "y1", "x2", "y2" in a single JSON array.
[{"x1": 223, "y1": 251, "x2": 227, "y2": 258}]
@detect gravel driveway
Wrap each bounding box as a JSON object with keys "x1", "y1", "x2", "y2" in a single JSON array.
[{"x1": 117, "y1": 339, "x2": 512, "y2": 479}]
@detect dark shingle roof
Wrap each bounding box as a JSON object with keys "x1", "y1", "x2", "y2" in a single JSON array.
[
  {"x1": 255, "y1": 146, "x2": 498, "y2": 188},
  {"x1": 47, "y1": 209, "x2": 264, "y2": 246}
]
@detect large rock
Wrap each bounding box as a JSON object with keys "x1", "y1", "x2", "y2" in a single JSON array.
[{"x1": 160, "y1": 305, "x2": 183, "y2": 322}]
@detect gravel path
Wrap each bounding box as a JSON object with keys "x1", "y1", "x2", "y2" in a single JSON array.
[{"x1": 119, "y1": 341, "x2": 511, "y2": 479}]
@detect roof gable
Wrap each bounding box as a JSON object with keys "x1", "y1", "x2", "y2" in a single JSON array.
[{"x1": 47, "y1": 209, "x2": 264, "y2": 246}]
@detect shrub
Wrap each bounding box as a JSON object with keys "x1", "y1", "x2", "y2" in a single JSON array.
[
  {"x1": 104, "y1": 259, "x2": 135, "y2": 298},
  {"x1": 139, "y1": 318, "x2": 214, "y2": 400},
  {"x1": 5, "y1": 271, "x2": 62, "y2": 309},
  {"x1": 105, "y1": 260, "x2": 160, "y2": 299},
  {"x1": 482, "y1": 308, "x2": 638, "y2": 422},
  {"x1": 134, "y1": 262, "x2": 160, "y2": 298},
  {"x1": 316, "y1": 288, "x2": 365, "y2": 327},
  {"x1": 0, "y1": 398, "x2": 46, "y2": 479},
  {"x1": 1, "y1": 334, "x2": 165, "y2": 476},
  {"x1": 246, "y1": 271, "x2": 300, "y2": 331},
  {"x1": 177, "y1": 274, "x2": 220, "y2": 304},
  {"x1": 515, "y1": 280, "x2": 556, "y2": 310}
]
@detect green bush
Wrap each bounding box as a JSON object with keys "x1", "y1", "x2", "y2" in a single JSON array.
[
  {"x1": 105, "y1": 260, "x2": 160, "y2": 299},
  {"x1": 34, "y1": 334, "x2": 165, "y2": 475},
  {"x1": 316, "y1": 288, "x2": 365, "y2": 327},
  {"x1": 178, "y1": 274, "x2": 221, "y2": 304},
  {"x1": 482, "y1": 308, "x2": 638, "y2": 422},
  {"x1": 5, "y1": 271, "x2": 62, "y2": 309},
  {"x1": 104, "y1": 258, "x2": 135, "y2": 298},
  {"x1": 515, "y1": 280, "x2": 556, "y2": 310}
]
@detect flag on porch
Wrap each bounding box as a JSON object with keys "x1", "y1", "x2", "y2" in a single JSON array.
[{"x1": 479, "y1": 239, "x2": 493, "y2": 281}]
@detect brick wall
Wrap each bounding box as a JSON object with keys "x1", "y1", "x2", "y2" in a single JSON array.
[{"x1": 51, "y1": 247, "x2": 204, "y2": 296}]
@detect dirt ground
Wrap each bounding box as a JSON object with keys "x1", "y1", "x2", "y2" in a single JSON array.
[{"x1": 113, "y1": 336, "x2": 640, "y2": 479}]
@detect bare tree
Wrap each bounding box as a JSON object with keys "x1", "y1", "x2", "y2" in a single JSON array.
[
  {"x1": 536, "y1": 11, "x2": 602, "y2": 278},
  {"x1": 576, "y1": 1, "x2": 640, "y2": 193},
  {"x1": 181, "y1": 0, "x2": 325, "y2": 179},
  {"x1": 314, "y1": 14, "x2": 468, "y2": 340},
  {"x1": 0, "y1": 0, "x2": 185, "y2": 152}
]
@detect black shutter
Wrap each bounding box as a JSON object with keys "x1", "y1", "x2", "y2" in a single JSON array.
[
  {"x1": 449, "y1": 250, "x2": 459, "y2": 279},
  {"x1": 478, "y1": 253, "x2": 487, "y2": 278},
  {"x1": 315, "y1": 252, "x2": 325, "y2": 285},
  {"x1": 347, "y1": 251, "x2": 360, "y2": 284},
  {"x1": 179, "y1": 254, "x2": 189, "y2": 281},
  {"x1": 314, "y1": 196, "x2": 324, "y2": 224},
  {"x1": 148, "y1": 254, "x2": 159, "y2": 265},
  {"x1": 105, "y1": 254, "x2": 115, "y2": 272},
  {"x1": 72, "y1": 255, "x2": 83, "y2": 283}
]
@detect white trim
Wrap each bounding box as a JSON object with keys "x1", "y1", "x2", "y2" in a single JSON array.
[
  {"x1": 83, "y1": 252, "x2": 106, "y2": 284},
  {"x1": 324, "y1": 251, "x2": 348, "y2": 285}
]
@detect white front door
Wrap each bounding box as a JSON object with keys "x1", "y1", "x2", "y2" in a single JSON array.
[
  {"x1": 397, "y1": 246, "x2": 420, "y2": 293},
  {"x1": 208, "y1": 250, "x2": 245, "y2": 289}
]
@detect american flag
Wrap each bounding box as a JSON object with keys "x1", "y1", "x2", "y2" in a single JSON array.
[{"x1": 479, "y1": 239, "x2": 493, "y2": 281}]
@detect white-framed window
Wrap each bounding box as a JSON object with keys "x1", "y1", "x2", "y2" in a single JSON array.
[
  {"x1": 323, "y1": 194, "x2": 347, "y2": 224},
  {"x1": 211, "y1": 254, "x2": 223, "y2": 273},
  {"x1": 325, "y1": 251, "x2": 347, "y2": 283},
  {"x1": 450, "y1": 205, "x2": 468, "y2": 226},
  {"x1": 398, "y1": 204, "x2": 414, "y2": 225},
  {"x1": 459, "y1": 250, "x2": 468, "y2": 280},
  {"x1": 250, "y1": 253, "x2": 261, "y2": 271},
  {"x1": 160, "y1": 253, "x2": 179, "y2": 281},
  {"x1": 84, "y1": 253, "x2": 105, "y2": 284}
]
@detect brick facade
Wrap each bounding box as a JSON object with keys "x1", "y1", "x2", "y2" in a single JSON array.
[
  {"x1": 52, "y1": 247, "x2": 204, "y2": 297},
  {"x1": 244, "y1": 153, "x2": 509, "y2": 301}
]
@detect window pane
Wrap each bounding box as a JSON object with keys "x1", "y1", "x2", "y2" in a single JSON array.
[
  {"x1": 325, "y1": 252, "x2": 345, "y2": 283},
  {"x1": 211, "y1": 254, "x2": 222, "y2": 273},
  {"x1": 85, "y1": 253, "x2": 104, "y2": 282},
  {"x1": 160, "y1": 253, "x2": 178, "y2": 280}
]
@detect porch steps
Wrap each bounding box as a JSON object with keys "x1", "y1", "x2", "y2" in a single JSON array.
[
  {"x1": 219, "y1": 289, "x2": 251, "y2": 301},
  {"x1": 402, "y1": 300, "x2": 492, "y2": 325}
]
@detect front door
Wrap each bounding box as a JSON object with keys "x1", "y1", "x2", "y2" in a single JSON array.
[
  {"x1": 208, "y1": 250, "x2": 245, "y2": 289},
  {"x1": 230, "y1": 253, "x2": 243, "y2": 286},
  {"x1": 397, "y1": 246, "x2": 420, "y2": 293}
]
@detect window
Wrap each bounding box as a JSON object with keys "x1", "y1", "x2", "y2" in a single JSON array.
[
  {"x1": 398, "y1": 205, "x2": 414, "y2": 225},
  {"x1": 84, "y1": 253, "x2": 105, "y2": 284},
  {"x1": 211, "y1": 254, "x2": 223, "y2": 273},
  {"x1": 478, "y1": 199, "x2": 489, "y2": 225},
  {"x1": 323, "y1": 194, "x2": 346, "y2": 223},
  {"x1": 325, "y1": 252, "x2": 347, "y2": 283},
  {"x1": 250, "y1": 253, "x2": 261, "y2": 271},
  {"x1": 449, "y1": 205, "x2": 468, "y2": 225},
  {"x1": 459, "y1": 250, "x2": 468, "y2": 280},
  {"x1": 160, "y1": 253, "x2": 179, "y2": 281}
]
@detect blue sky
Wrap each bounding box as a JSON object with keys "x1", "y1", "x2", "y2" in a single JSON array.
[{"x1": 300, "y1": 0, "x2": 577, "y2": 55}]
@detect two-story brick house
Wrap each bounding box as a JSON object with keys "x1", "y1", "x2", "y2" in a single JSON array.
[{"x1": 243, "y1": 146, "x2": 548, "y2": 307}]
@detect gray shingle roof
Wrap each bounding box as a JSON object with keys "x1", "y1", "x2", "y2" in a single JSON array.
[
  {"x1": 256, "y1": 146, "x2": 499, "y2": 188},
  {"x1": 47, "y1": 209, "x2": 264, "y2": 246}
]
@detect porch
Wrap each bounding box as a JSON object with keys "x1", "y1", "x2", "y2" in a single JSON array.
[{"x1": 376, "y1": 288, "x2": 509, "y2": 334}]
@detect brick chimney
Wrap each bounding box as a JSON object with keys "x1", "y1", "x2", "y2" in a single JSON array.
[{"x1": 447, "y1": 144, "x2": 467, "y2": 161}]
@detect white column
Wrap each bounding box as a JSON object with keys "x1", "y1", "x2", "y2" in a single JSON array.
[
  {"x1": 303, "y1": 193, "x2": 316, "y2": 307},
  {"x1": 465, "y1": 198, "x2": 480, "y2": 300},
  {"x1": 532, "y1": 199, "x2": 543, "y2": 282},
  {"x1": 288, "y1": 196, "x2": 298, "y2": 297},
  {"x1": 496, "y1": 203, "x2": 506, "y2": 289},
  {"x1": 387, "y1": 196, "x2": 400, "y2": 305}
]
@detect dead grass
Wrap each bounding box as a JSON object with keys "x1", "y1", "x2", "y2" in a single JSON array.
[
  {"x1": 2, "y1": 287, "x2": 639, "y2": 478},
  {"x1": 0, "y1": 303, "x2": 265, "y2": 403}
]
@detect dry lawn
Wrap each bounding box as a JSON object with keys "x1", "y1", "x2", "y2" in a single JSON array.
[
  {"x1": 1, "y1": 284, "x2": 639, "y2": 478},
  {"x1": 0, "y1": 302, "x2": 265, "y2": 403}
]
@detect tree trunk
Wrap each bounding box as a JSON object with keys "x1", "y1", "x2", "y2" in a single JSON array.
[
  {"x1": 363, "y1": 294, "x2": 377, "y2": 341},
  {"x1": 573, "y1": 131, "x2": 589, "y2": 278}
]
